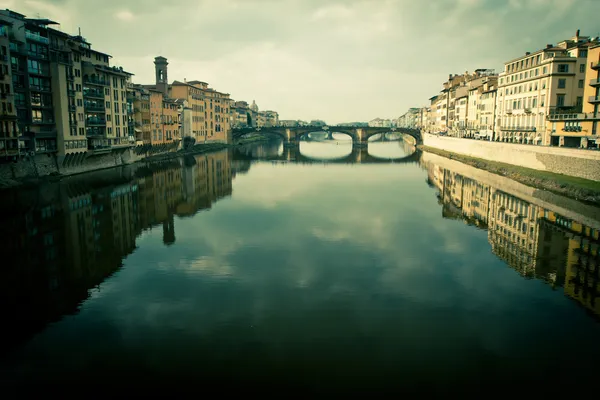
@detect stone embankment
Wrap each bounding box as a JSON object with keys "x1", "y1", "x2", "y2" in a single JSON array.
[{"x1": 419, "y1": 144, "x2": 600, "y2": 205}]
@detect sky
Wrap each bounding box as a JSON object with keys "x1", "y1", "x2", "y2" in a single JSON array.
[{"x1": 4, "y1": 0, "x2": 599, "y2": 124}]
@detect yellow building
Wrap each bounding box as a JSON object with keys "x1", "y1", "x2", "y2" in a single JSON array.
[
  {"x1": 495, "y1": 31, "x2": 597, "y2": 146},
  {"x1": 546, "y1": 43, "x2": 600, "y2": 148},
  {"x1": 487, "y1": 189, "x2": 541, "y2": 277},
  {"x1": 541, "y1": 210, "x2": 600, "y2": 317},
  {"x1": 127, "y1": 84, "x2": 151, "y2": 145}
]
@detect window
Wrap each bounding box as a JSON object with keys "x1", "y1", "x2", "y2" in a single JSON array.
[
  {"x1": 576, "y1": 96, "x2": 583, "y2": 107},
  {"x1": 580, "y1": 64, "x2": 585, "y2": 73},
  {"x1": 556, "y1": 94, "x2": 565, "y2": 107},
  {"x1": 532, "y1": 98, "x2": 537, "y2": 108},
  {"x1": 543, "y1": 66, "x2": 547, "y2": 74},
  {"x1": 558, "y1": 79, "x2": 566, "y2": 89},
  {"x1": 105, "y1": 88, "x2": 110, "y2": 96},
  {"x1": 558, "y1": 64, "x2": 569, "y2": 73},
  {"x1": 580, "y1": 50, "x2": 587, "y2": 57},
  {"x1": 535, "y1": 69, "x2": 539, "y2": 76},
  {"x1": 106, "y1": 101, "x2": 111, "y2": 108},
  {"x1": 32, "y1": 109, "x2": 43, "y2": 123},
  {"x1": 578, "y1": 79, "x2": 584, "y2": 88},
  {"x1": 106, "y1": 114, "x2": 111, "y2": 122},
  {"x1": 114, "y1": 102, "x2": 119, "y2": 113},
  {"x1": 113, "y1": 90, "x2": 118, "y2": 101},
  {"x1": 541, "y1": 94, "x2": 545, "y2": 107}
]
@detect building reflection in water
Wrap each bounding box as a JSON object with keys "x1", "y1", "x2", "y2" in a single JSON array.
[
  {"x1": 0, "y1": 150, "x2": 234, "y2": 351},
  {"x1": 424, "y1": 157, "x2": 600, "y2": 318}
]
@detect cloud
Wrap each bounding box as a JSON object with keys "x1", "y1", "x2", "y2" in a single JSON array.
[
  {"x1": 115, "y1": 10, "x2": 135, "y2": 21},
  {"x1": 8, "y1": 0, "x2": 600, "y2": 123}
]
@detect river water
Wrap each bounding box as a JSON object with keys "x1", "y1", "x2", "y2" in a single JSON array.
[{"x1": 1, "y1": 138, "x2": 599, "y2": 394}]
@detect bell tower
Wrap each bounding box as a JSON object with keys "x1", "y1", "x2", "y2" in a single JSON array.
[{"x1": 154, "y1": 56, "x2": 169, "y2": 96}]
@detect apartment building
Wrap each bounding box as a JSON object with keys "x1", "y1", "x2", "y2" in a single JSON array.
[
  {"x1": 169, "y1": 81, "x2": 230, "y2": 144},
  {"x1": 546, "y1": 43, "x2": 600, "y2": 148},
  {"x1": 232, "y1": 100, "x2": 250, "y2": 128},
  {"x1": 495, "y1": 31, "x2": 597, "y2": 146},
  {"x1": 259, "y1": 110, "x2": 279, "y2": 127},
  {"x1": 126, "y1": 84, "x2": 151, "y2": 145},
  {"x1": 0, "y1": 9, "x2": 135, "y2": 162},
  {"x1": 0, "y1": 17, "x2": 19, "y2": 158}
]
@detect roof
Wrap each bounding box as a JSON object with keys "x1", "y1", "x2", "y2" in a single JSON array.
[{"x1": 186, "y1": 80, "x2": 208, "y2": 85}]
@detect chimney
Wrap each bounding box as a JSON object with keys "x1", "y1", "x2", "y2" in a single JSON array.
[
  {"x1": 576, "y1": 29, "x2": 580, "y2": 37},
  {"x1": 546, "y1": 44, "x2": 553, "y2": 48},
  {"x1": 525, "y1": 52, "x2": 530, "y2": 55}
]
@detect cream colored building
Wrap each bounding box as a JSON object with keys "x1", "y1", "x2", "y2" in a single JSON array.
[
  {"x1": 495, "y1": 31, "x2": 597, "y2": 145},
  {"x1": 546, "y1": 43, "x2": 600, "y2": 148}
]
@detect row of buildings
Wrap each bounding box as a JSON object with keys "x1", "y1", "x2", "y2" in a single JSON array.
[
  {"x1": 424, "y1": 159, "x2": 599, "y2": 318},
  {"x1": 401, "y1": 30, "x2": 600, "y2": 149},
  {"x1": 0, "y1": 8, "x2": 280, "y2": 162}
]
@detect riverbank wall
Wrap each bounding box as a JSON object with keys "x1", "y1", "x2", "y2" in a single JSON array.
[
  {"x1": 421, "y1": 151, "x2": 600, "y2": 230},
  {"x1": 422, "y1": 133, "x2": 600, "y2": 181}
]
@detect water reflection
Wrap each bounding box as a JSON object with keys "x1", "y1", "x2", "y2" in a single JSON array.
[
  {"x1": 233, "y1": 137, "x2": 419, "y2": 163},
  {"x1": 0, "y1": 150, "x2": 233, "y2": 352},
  {"x1": 1, "y1": 142, "x2": 599, "y2": 392},
  {"x1": 422, "y1": 152, "x2": 600, "y2": 317}
]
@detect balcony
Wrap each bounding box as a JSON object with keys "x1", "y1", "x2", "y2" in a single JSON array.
[
  {"x1": 589, "y1": 96, "x2": 600, "y2": 103},
  {"x1": 562, "y1": 126, "x2": 583, "y2": 132},
  {"x1": 25, "y1": 31, "x2": 49, "y2": 45},
  {"x1": 500, "y1": 126, "x2": 536, "y2": 132},
  {"x1": 83, "y1": 77, "x2": 109, "y2": 86},
  {"x1": 86, "y1": 118, "x2": 106, "y2": 126},
  {"x1": 27, "y1": 51, "x2": 49, "y2": 60},
  {"x1": 590, "y1": 78, "x2": 600, "y2": 87},
  {"x1": 547, "y1": 113, "x2": 585, "y2": 121},
  {"x1": 67, "y1": 89, "x2": 76, "y2": 97},
  {"x1": 30, "y1": 85, "x2": 51, "y2": 93},
  {"x1": 28, "y1": 67, "x2": 49, "y2": 77},
  {"x1": 524, "y1": 107, "x2": 532, "y2": 113},
  {"x1": 506, "y1": 109, "x2": 512, "y2": 114},
  {"x1": 84, "y1": 103, "x2": 105, "y2": 113},
  {"x1": 592, "y1": 61, "x2": 600, "y2": 70},
  {"x1": 69, "y1": 104, "x2": 77, "y2": 112},
  {"x1": 67, "y1": 73, "x2": 75, "y2": 81},
  {"x1": 83, "y1": 88, "x2": 104, "y2": 99}
]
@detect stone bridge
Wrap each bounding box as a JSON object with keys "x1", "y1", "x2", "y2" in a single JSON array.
[
  {"x1": 231, "y1": 125, "x2": 422, "y2": 148},
  {"x1": 233, "y1": 143, "x2": 421, "y2": 165}
]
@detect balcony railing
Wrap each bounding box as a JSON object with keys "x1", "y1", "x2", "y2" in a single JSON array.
[
  {"x1": 86, "y1": 118, "x2": 106, "y2": 126},
  {"x1": 28, "y1": 67, "x2": 49, "y2": 76},
  {"x1": 524, "y1": 107, "x2": 531, "y2": 113},
  {"x1": 84, "y1": 103, "x2": 105, "y2": 112},
  {"x1": 83, "y1": 89, "x2": 104, "y2": 99},
  {"x1": 500, "y1": 126, "x2": 536, "y2": 132},
  {"x1": 547, "y1": 113, "x2": 585, "y2": 121},
  {"x1": 28, "y1": 51, "x2": 48, "y2": 60},
  {"x1": 590, "y1": 78, "x2": 600, "y2": 87},
  {"x1": 591, "y1": 61, "x2": 600, "y2": 70},
  {"x1": 25, "y1": 31, "x2": 49, "y2": 44},
  {"x1": 562, "y1": 126, "x2": 582, "y2": 132},
  {"x1": 83, "y1": 77, "x2": 109, "y2": 86},
  {"x1": 589, "y1": 96, "x2": 600, "y2": 103},
  {"x1": 30, "y1": 85, "x2": 51, "y2": 93},
  {"x1": 68, "y1": 104, "x2": 77, "y2": 112},
  {"x1": 67, "y1": 89, "x2": 76, "y2": 97}
]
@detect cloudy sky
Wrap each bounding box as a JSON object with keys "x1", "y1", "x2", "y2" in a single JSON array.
[{"x1": 5, "y1": 0, "x2": 599, "y2": 123}]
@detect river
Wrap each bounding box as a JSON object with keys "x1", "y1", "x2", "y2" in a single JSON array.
[{"x1": 1, "y1": 138, "x2": 599, "y2": 394}]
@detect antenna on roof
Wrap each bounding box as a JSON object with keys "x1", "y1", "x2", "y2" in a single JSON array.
[{"x1": 78, "y1": 27, "x2": 81, "y2": 36}]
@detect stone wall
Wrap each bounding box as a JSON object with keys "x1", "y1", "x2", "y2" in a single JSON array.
[
  {"x1": 422, "y1": 133, "x2": 600, "y2": 181},
  {"x1": 421, "y1": 151, "x2": 600, "y2": 230},
  {"x1": 0, "y1": 145, "x2": 173, "y2": 186}
]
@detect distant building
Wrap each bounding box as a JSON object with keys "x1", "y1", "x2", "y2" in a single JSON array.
[{"x1": 368, "y1": 118, "x2": 392, "y2": 128}]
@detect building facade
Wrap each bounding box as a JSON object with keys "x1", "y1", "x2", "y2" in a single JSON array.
[
  {"x1": 495, "y1": 31, "x2": 597, "y2": 146},
  {"x1": 546, "y1": 43, "x2": 600, "y2": 148}
]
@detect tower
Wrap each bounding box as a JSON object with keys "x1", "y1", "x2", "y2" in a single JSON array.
[{"x1": 154, "y1": 56, "x2": 169, "y2": 96}]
